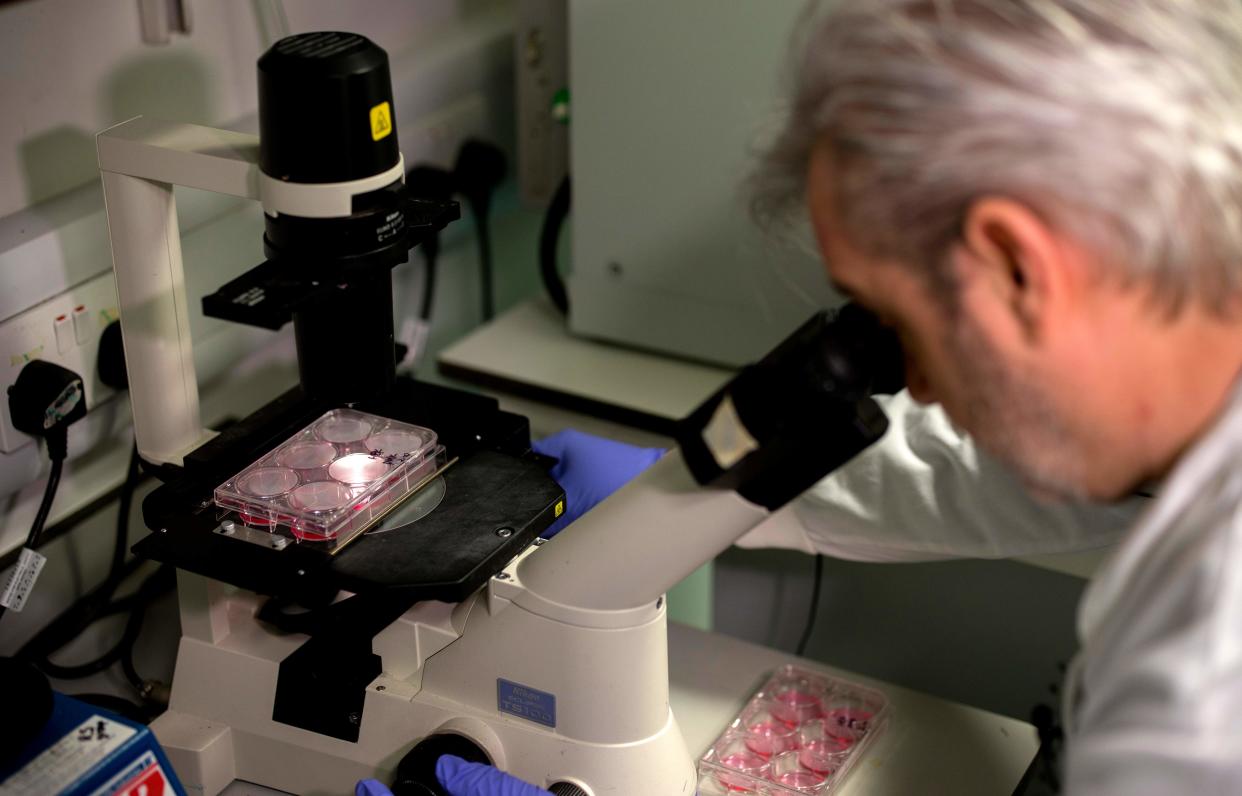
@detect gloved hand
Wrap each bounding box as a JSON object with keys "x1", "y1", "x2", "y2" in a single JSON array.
[
  {"x1": 532, "y1": 428, "x2": 665, "y2": 537},
  {"x1": 436, "y1": 755, "x2": 552, "y2": 796},
  {"x1": 353, "y1": 756, "x2": 551, "y2": 796}
]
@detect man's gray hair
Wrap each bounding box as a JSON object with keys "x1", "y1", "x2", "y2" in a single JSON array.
[{"x1": 756, "y1": 0, "x2": 1242, "y2": 312}]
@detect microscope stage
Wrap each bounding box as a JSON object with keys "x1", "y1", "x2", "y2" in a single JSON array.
[{"x1": 134, "y1": 378, "x2": 564, "y2": 603}]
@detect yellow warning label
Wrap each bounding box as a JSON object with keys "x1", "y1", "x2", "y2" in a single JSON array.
[
  {"x1": 370, "y1": 101, "x2": 393, "y2": 141},
  {"x1": 554, "y1": 500, "x2": 564, "y2": 518}
]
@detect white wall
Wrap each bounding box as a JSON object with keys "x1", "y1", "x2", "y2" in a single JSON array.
[{"x1": 0, "y1": 0, "x2": 486, "y2": 216}]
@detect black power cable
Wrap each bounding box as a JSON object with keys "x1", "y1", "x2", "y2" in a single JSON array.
[
  {"x1": 2, "y1": 360, "x2": 87, "y2": 627},
  {"x1": 453, "y1": 140, "x2": 506, "y2": 323},
  {"x1": 795, "y1": 554, "x2": 825, "y2": 657},
  {"x1": 24, "y1": 563, "x2": 174, "y2": 719},
  {"x1": 30, "y1": 589, "x2": 148, "y2": 680},
  {"x1": 418, "y1": 235, "x2": 440, "y2": 323},
  {"x1": 406, "y1": 165, "x2": 455, "y2": 331},
  {"x1": 71, "y1": 692, "x2": 150, "y2": 725},
  {"x1": 0, "y1": 454, "x2": 64, "y2": 625},
  {"x1": 16, "y1": 442, "x2": 176, "y2": 715},
  {"x1": 17, "y1": 444, "x2": 143, "y2": 667},
  {"x1": 117, "y1": 564, "x2": 175, "y2": 698},
  {"x1": 110, "y1": 445, "x2": 140, "y2": 578},
  {"x1": 475, "y1": 210, "x2": 495, "y2": 321},
  {"x1": 408, "y1": 143, "x2": 505, "y2": 325},
  {"x1": 27, "y1": 454, "x2": 64, "y2": 552},
  {"x1": 540, "y1": 175, "x2": 571, "y2": 315}
]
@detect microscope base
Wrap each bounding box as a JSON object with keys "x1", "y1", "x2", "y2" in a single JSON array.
[{"x1": 153, "y1": 573, "x2": 698, "y2": 796}]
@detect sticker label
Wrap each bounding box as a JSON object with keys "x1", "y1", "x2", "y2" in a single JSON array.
[
  {"x1": 497, "y1": 679, "x2": 556, "y2": 728},
  {"x1": 0, "y1": 714, "x2": 136, "y2": 795},
  {"x1": 370, "y1": 101, "x2": 393, "y2": 141},
  {"x1": 97, "y1": 750, "x2": 171, "y2": 796},
  {"x1": 1, "y1": 547, "x2": 47, "y2": 612},
  {"x1": 45, "y1": 379, "x2": 84, "y2": 428},
  {"x1": 701, "y1": 395, "x2": 759, "y2": 470},
  {"x1": 554, "y1": 500, "x2": 564, "y2": 518}
]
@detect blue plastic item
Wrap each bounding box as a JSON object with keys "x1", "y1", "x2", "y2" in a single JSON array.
[
  {"x1": 436, "y1": 755, "x2": 553, "y2": 796},
  {"x1": 533, "y1": 429, "x2": 664, "y2": 537},
  {"x1": 0, "y1": 693, "x2": 186, "y2": 796},
  {"x1": 356, "y1": 778, "x2": 394, "y2": 796}
]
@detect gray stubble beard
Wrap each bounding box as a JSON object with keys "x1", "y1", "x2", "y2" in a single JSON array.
[{"x1": 946, "y1": 316, "x2": 1090, "y2": 503}]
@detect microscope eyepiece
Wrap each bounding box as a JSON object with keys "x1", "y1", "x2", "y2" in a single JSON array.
[{"x1": 677, "y1": 303, "x2": 904, "y2": 509}]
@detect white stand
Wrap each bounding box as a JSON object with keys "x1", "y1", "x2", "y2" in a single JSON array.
[
  {"x1": 97, "y1": 116, "x2": 401, "y2": 466},
  {"x1": 150, "y1": 451, "x2": 767, "y2": 795},
  {"x1": 98, "y1": 118, "x2": 741, "y2": 794}
]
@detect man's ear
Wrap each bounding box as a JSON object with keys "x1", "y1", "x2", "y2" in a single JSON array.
[{"x1": 955, "y1": 197, "x2": 1067, "y2": 340}]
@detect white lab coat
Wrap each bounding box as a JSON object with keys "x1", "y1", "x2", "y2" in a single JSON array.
[
  {"x1": 1061, "y1": 379, "x2": 1242, "y2": 793},
  {"x1": 738, "y1": 387, "x2": 1242, "y2": 793},
  {"x1": 737, "y1": 390, "x2": 1143, "y2": 561}
]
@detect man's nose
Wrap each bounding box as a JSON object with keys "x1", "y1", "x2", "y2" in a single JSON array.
[{"x1": 905, "y1": 353, "x2": 936, "y2": 404}]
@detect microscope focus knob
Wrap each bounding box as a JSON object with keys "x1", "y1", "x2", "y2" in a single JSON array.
[
  {"x1": 548, "y1": 783, "x2": 590, "y2": 796},
  {"x1": 392, "y1": 734, "x2": 490, "y2": 796}
]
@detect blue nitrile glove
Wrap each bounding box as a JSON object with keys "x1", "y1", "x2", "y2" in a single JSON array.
[
  {"x1": 355, "y1": 779, "x2": 393, "y2": 796},
  {"x1": 532, "y1": 428, "x2": 665, "y2": 537},
  {"x1": 436, "y1": 755, "x2": 553, "y2": 796}
]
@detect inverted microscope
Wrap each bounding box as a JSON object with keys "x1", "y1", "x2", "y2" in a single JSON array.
[{"x1": 97, "y1": 32, "x2": 903, "y2": 795}]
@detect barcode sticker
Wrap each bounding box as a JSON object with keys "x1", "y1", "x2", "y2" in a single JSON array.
[{"x1": 0, "y1": 547, "x2": 47, "y2": 612}]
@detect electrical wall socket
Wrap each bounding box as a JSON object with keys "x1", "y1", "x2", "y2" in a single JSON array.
[
  {"x1": 516, "y1": 0, "x2": 568, "y2": 206},
  {"x1": 0, "y1": 270, "x2": 119, "y2": 453}
]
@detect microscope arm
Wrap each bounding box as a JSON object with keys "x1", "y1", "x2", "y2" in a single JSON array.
[
  {"x1": 518, "y1": 449, "x2": 770, "y2": 612},
  {"x1": 97, "y1": 119, "x2": 261, "y2": 465},
  {"x1": 520, "y1": 305, "x2": 903, "y2": 614},
  {"x1": 97, "y1": 117, "x2": 409, "y2": 465}
]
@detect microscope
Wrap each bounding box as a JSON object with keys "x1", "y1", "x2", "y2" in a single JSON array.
[{"x1": 98, "y1": 32, "x2": 903, "y2": 795}]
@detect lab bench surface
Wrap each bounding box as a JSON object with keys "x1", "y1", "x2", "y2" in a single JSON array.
[
  {"x1": 669, "y1": 622, "x2": 1038, "y2": 796},
  {"x1": 221, "y1": 621, "x2": 1037, "y2": 795}
]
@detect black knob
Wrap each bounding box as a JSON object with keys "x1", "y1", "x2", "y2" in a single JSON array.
[{"x1": 391, "y1": 734, "x2": 490, "y2": 796}]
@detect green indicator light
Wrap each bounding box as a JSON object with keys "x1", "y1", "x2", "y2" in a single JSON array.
[{"x1": 550, "y1": 88, "x2": 570, "y2": 125}]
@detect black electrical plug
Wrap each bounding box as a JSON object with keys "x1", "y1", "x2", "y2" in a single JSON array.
[
  {"x1": 453, "y1": 140, "x2": 507, "y2": 321},
  {"x1": 9, "y1": 359, "x2": 87, "y2": 461},
  {"x1": 453, "y1": 140, "x2": 507, "y2": 219},
  {"x1": 1, "y1": 360, "x2": 88, "y2": 622},
  {"x1": 406, "y1": 165, "x2": 457, "y2": 324},
  {"x1": 405, "y1": 141, "x2": 506, "y2": 323},
  {"x1": 97, "y1": 320, "x2": 129, "y2": 391},
  {"x1": 406, "y1": 164, "x2": 456, "y2": 203}
]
